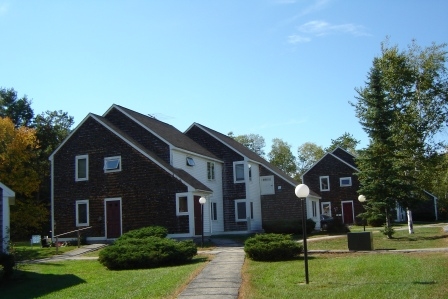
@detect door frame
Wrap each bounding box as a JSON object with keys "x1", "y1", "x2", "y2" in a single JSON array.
[
  {"x1": 341, "y1": 200, "x2": 354, "y2": 224},
  {"x1": 104, "y1": 197, "x2": 122, "y2": 239}
]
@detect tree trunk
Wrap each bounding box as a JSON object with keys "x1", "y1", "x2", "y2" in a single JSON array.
[{"x1": 407, "y1": 208, "x2": 414, "y2": 234}]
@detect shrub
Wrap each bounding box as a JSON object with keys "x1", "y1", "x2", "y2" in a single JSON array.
[
  {"x1": 263, "y1": 219, "x2": 316, "y2": 235},
  {"x1": 244, "y1": 233, "x2": 302, "y2": 261},
  {"x1": 0, "y1": 253, "x2": 15, "y2": 281},
  {"x1": 98, "y1": 226, "x2": 196, "y2": 270},
  {"x1": 117, "y1": 226, "x2": 168, "y2": 240},
  {"x1": 380, "y1": 225, "x2": 395, "y2": 239}
]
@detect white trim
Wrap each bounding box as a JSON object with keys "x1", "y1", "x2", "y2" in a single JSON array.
[
  {"x1": 321, "y1": 201, "x2": 332, "y2": 217},
  {"x1": 340, "y1": 177, "x2": 352, "y2": 187},
  {"x1": 1, "y1": 183, "x2": 15, "y2": 253},
  {"x1": 75, "y1": 200, "x2": 89, "y2": 227},
  {"x1": 104, "y1": 197, "x2": 122, "y2": 239},
  {"x1": 75, "y1": 155, "x2": 89, "y2": 181},
  {"x1": 341, "y1": 200, "x2": 354, "y2": 224},
  {"x1": 176, "y1": 193, "x2": 189, "y2": 216},
  {"x1": 319, "y1": 176, "x2": 330, "y2": 191},
  {"x1": 233, "y1": 161, "x2": 245, "y2": 183},
  {"x1": 104, "y1": 156, "x2": 122, "y2": 173},
  {"x1": 235, "y1": 199, "x2": 247, "y2": 222}
]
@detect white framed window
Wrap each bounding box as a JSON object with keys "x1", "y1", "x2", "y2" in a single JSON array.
[
  {"x1": 321, "y1": 202, "x2": 332, "y2": 217},
  {"x1": 75, "y1": 155, "x2": 89, "y2": 181},
  {"x1": 211, "y1": 202, "x2": 218, "y2": 221},
  {"x1": 340, "y1": 177, "x2": 352, "y2": 187},
  {"x1": 207, "y1": 162, "x2": 215, "y2": 180},
  {"x1": 312, "y1": 201, "x2": 317, "y2": 217},
  {"x1": 248, "y1": 164, "x2": 252, "y2": 181},
  {"x1": 186, "y1": 157, "x2": 195, "y2": 166},
  {"x1": 104, "y1": 156, "x2": 121, "y2": 173},
  {"x1": 235, "y1": 199, "x2": 247, "y2": 222},
  {"x1": 176, "y1": 194, "x2": 189, "y2": 215},
  {"x1": 233, "y1": 162, "x2": 245, "y2": 183},
  {"x1": 76, "y1": 200, "x2": 89, "y2": 226},
  {"x1": 320, "y1": 176, "x2": 330, "y2": 191}
]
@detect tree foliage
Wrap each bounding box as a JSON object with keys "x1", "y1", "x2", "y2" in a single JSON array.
[
  {"x1": 228, "y1": 132, "x2": 266, "y2": 156},
  {"x1": 0, "y1": 88, "x2": 75, "y2": 238},
  {"x1": 352, "y1": 39, "x2": 448, "y2": 229},
  {"x1": 0, "y1": 117, "x2": 40, "y2": 196},
  {"x1": 0, "y1": 88, "x2": 34, "y2": 127},
  {"x1": 268, "y1": 138, "x2": 297, "y2": 177},
  {"x1": 325, "y1": 132, "x2": 360, "y2": 156},
  {"x1": 297, "y1": 142, "x2": 325, "y2": 177}
]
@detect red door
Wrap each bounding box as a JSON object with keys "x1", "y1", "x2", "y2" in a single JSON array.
[
  {"x1": 194, "y1": 195, "x2": 202, "y2": 235},
  {"x1": 106, "y1": 200, "x2": 121, "y2": 238},
  {"x1": 342, "y1": 201, "x2": 354, "y2": 224}
]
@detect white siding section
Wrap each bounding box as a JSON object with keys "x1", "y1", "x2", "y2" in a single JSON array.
[
  {"x1": 247, "y1": 162, "x2": 262, "y2": 231},
  {"x1": 172, "y1": 150, "x2": 224, "y2": 235}
]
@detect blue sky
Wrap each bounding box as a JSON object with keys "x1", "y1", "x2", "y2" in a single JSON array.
[{"x1": 1, "y1": 0, "x2": 447, "y2": 155}]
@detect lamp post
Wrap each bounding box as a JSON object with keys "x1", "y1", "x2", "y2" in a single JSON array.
[
  {"x1": 199, "y1": 197, "x2": 207, "y2": 247},
  {"x1": 358, "y1": 195, "x2": 367, "y2": 231},
  {"x1": 295, "y1": 184, "x2": 310, "y2": 284}
]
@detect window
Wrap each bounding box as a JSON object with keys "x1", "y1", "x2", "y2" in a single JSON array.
[
  {"x1": 321, "y1": 202, "x2": 332, "y2": 217},
  {"x1": 186, "y1": 157, "x2": 195, "y2": 166},
  {"x1": 75, "y1": 155, "x2": 89, "y2": 181},
  {"x1": 340, "y1": 177, "x2": 352, "y2": 187},
  {"x1": 248, "y1": 164, "x2": 252, "y2": 181},
  {"x1": 104, "y1": 156, "x2": 121, "y2": 173},
  {"x1": 211, "y1": 202, "x2": 218, "y2": 221},
  {"x1": 235, "y1": 199, "x2": 247, "y2": 222},
  {"x1": 320, "y1": 176, "x2": 330, "y2": 191},
  {"x1": 76, "y1": 200, "x2": 89, "y2": 226},
  {"x1": 312, "y1": 201, "x2": 317, "y2": 217},
  {"x1": 207, "y1": 162, "x2": 215, "y2": 180},
  {"x1": 176, "y1": 194, "x2": 189, "y2": 215},
  {"x1": 234, "y1": 162, "x2": 245, "y2": 183},
  {"x1": 250, "y1": 202, "x2": 254, "y2": 220}
]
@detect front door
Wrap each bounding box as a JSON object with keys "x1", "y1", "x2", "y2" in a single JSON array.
[
  {"x1": 342, "y1": 201, "x2": 354, "y2": 224},
  {"x1": 106, "y1": 199, "x2": 121, "y2": 239},
  {"x1": 194, "y1": 195, "x2": 202, "y2": 235}
]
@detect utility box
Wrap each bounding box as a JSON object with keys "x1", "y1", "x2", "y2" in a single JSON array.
[{"x1": 347, "y1": 232, "x2": 373, "y2": 251}]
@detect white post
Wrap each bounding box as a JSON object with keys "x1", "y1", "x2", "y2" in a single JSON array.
[{"x1": 407, "y1": 208, "x2": 414, "y2": 234}]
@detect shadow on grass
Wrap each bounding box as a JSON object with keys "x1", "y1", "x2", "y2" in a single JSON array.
[
  {"x1": 0, "y1": 271, "x2": 86, "y2": 299},
  {"x1": 391, "y1": 235, "x2": 448, "y2": 242}
]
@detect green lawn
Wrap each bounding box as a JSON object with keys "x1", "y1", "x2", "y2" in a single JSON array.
[
  {"x1": 1, "y1": 256, "x2": 209, "y2": 299},
  {"x1": 241, "y1": 252, "x2": 448, "y2": 299},
  {"x1": 2, "y1": 224, "x2": 446, "y2": 299},
  {"x1": 307, "y1": 226, "x2": 448, "y2": 251}
]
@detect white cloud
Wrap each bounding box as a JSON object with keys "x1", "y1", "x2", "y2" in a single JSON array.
[
  {"x1": 287, "y1": 34, "x2": 311, "y2": 44},
  {"x1": 298, "y1": 20, "x2": 370, "y2": 37},
  {"x1": 299, "y1": 0, "x2": 331, "y2": 16}
]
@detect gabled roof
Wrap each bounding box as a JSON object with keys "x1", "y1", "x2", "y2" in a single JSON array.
[
  {"x1": 301, "y1": 146, "x2": 359, "y2": 179},
  {"x1": 107, "y1": 105, "x2": 221, "y2": 162},
  {"x1": 50, "y1": 113, "x2": 212, "y2": 193},
  {"x1": 186, "y1": 123, "x2": 320, "y2": 198}
]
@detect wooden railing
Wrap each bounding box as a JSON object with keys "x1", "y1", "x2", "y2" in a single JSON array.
[{"x1": 53, "y1": 226, "x2": 92, "y2": 253}]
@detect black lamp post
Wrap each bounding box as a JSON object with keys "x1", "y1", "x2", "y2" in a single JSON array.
[
  {"x1": 295, "y1": 184, "x2": 310, "y2": 284},
  {"x1": 199, "y1": 197, "x2": 207, "y2": 247},
  {"x1": 358, "y1": 195, "x2": 367, "y2": 231}
]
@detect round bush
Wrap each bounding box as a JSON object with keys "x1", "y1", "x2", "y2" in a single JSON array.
[
  {"x1": 98, "y1": 236, "x2": 197, "y2": 270},
  {"x1": 244, "y1": 233, "x2": 302, "y2": 261},
  {"x1": 117, "y1": 226, "x2": 168, "y2": 240}
]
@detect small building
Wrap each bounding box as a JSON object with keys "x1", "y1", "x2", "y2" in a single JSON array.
[{"x1": 1, "y1": 182, "x2": 15, "y2": 253}]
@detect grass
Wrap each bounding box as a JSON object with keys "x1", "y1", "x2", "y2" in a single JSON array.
[
  {"x1": 10, "y1": 241, "x2": 80, "y2": 261},
  {"x1": 1, "y1": 255, "x2": 210, "y2": 299},
  {"x1": 240, "y1": 252, "x2": 448, "y2": 299},
  {"x1": 307, "y1": 226, "x2": 448, "y2": 251}
]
